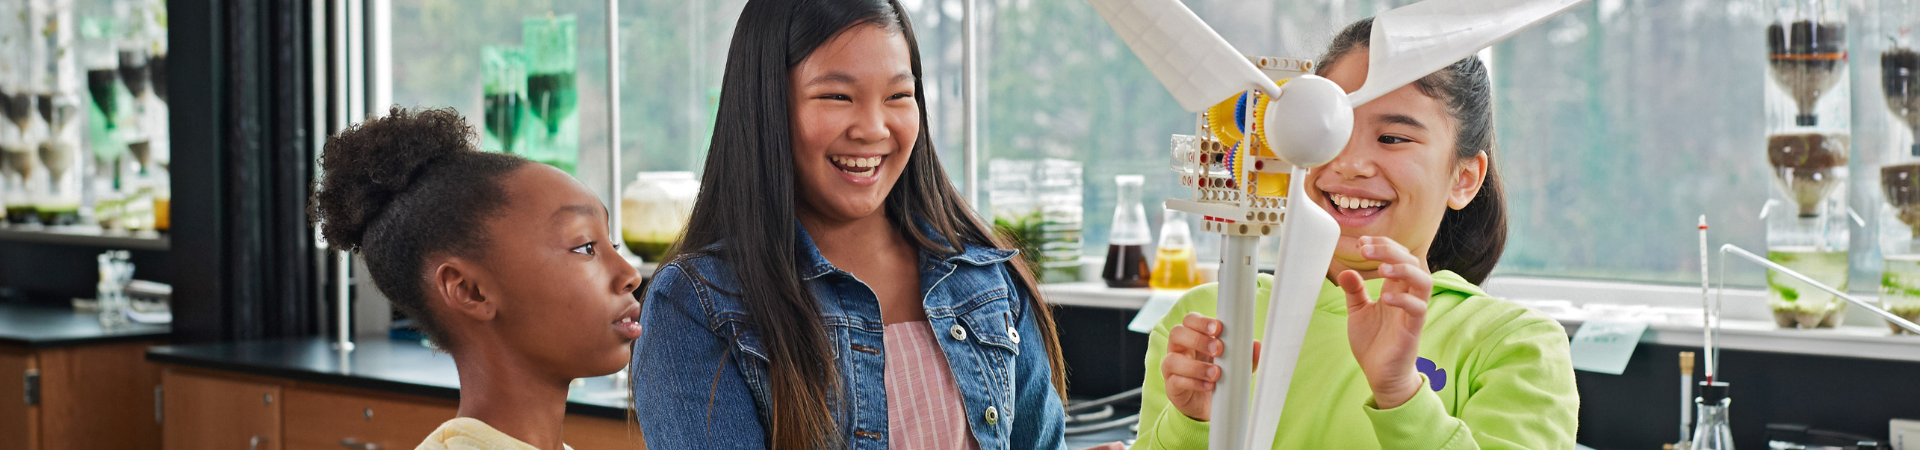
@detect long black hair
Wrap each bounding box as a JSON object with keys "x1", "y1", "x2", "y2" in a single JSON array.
[
  {"x1": 1317, "y1": 18, "x2": 1508, "y2": 284},
  {"x1": 668, "y1": 0, "x2": 1066, "y2": 447}
]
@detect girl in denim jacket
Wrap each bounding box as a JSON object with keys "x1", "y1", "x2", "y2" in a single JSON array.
[{"x1": 629, "y1": 0, "x2": 1069, "y2": 449}]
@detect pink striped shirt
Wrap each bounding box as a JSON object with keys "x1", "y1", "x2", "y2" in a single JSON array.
[{"x1": 884, "y1": 321, "x2": 981, "y2": 450}]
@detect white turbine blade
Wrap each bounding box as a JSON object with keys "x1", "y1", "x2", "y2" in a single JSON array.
[
  {"x1": 1086, "y1": 0, "x2": 1284, "y2": 112},
  {"x1": 1348, "y1": 0, "x2": 1589, "y2": 105},
  {"x1": 1244, "y1": 169, "x2": 1342, "y2": 448}
]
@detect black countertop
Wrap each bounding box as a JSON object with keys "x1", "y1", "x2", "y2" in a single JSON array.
[
  {"x1": 146, "y1": 337, "x2": 631, "y2": 419},
  {"x1": 0, "y1": 303, "x2": 171, "y2": 348}
]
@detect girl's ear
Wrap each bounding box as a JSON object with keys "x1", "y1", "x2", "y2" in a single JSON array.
[
  {"x1": 1447, "y1": 151, "x2": 1489, "y2": 210},
  {"x1": 433, "y1": 257, "x2": 497, "y2": 322}
]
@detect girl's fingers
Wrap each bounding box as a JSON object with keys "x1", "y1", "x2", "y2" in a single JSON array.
[
  {"x1": 1359, "y1": 236, "x2": 1420, "y2": 266},
  {"x1": 1161, "y1": 351, "x2": 1223, "y2": 382},
  {"x1": 1166, "y1": 374, "x2": 1216, "y2": 399},
  {"x1": 1168, "y1": 324, "x2": 1220, "y2": 360},
  {"x1": 1378, "y1": 291, "x2": 1430, "y2": 317},
  {"x1": 1182, "y1": 312, "x2": 1222, "y2": 337},
  {"x1": 1380, "y1": 262, "x2": 1433, "y2": 295},
  {"x1": 1337, "y1": 270, "x2": 1371, "y2": 311}
]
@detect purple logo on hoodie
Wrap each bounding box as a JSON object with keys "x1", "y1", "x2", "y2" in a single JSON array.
[{"x1": 1416, "y1": 357, "x2": 1446, "y2": 391}]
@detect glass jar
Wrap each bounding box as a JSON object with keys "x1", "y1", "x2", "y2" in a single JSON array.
[{"x1": 620, "y1": 172, "x2": 698, "y2": 262}]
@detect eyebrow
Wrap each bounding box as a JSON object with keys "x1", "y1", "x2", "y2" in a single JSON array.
[
  {"x1": 804, "y1": 71, "x2": 917, "y2": 87},
  {"x1": 550, "y1": 204, "x2": 603, "y2": 224},
  {"x1": 1374, "y1": 113, "x2": 1428, "y2": 131}
]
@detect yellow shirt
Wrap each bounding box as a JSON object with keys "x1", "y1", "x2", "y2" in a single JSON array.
[{"x1": 415, "y1": 417, "x2": 575, "y2": 450}]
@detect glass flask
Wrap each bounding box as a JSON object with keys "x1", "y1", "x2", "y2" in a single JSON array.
[{"x1": 1102, "y1": 175, "x2": 1151, "y2": 288}]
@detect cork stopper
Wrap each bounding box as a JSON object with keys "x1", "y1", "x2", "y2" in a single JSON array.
[{"x1": 1679, "y1": 351, "x2": 1696, "y2": 375}]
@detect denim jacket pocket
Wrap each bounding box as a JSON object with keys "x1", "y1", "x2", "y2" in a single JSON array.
[{"x1": 959, "y1": 292, "x2": 1020, "y2": 356}]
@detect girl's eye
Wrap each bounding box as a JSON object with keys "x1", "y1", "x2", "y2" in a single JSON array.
[
  {"x1": 1377, "y1": 135, "x2": 1412, "y2": 145},
  {"x1": 889, "y1": 92, "x2": 914, "y2": 100},
  {"x1": 572, "y1": 242, "x2": 597, "y2": 256},
  {"x1": 819, "y1": 94, "x2": 851, "y2": 101}
]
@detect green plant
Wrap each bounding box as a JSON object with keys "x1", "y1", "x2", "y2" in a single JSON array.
[{"x1": 994, "y1": 211, "x2": 1046, "y2": 268}]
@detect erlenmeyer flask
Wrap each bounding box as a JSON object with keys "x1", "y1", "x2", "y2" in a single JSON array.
[
  {"x1": 1102, "y1": 175, "x2": 1152, "y2": 288},
  {"x1": 1150, "y1": 208, "x2": 1199, "y2": 290},
  {"x1": 1690, "y1": 382, "x2": 1734, "y2": 450}
]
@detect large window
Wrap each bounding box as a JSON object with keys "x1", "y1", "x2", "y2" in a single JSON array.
[{"x1": 387, "y1": 0, "x2": 1861, "y2": 288}]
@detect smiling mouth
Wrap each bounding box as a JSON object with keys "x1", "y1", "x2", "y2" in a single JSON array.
[
  {"x1": 829, "y1": 155, "x2": 884, "y2": 178},
  {"x1": 1326, "y1": 191, "x2": 1391, "y2": 218}
]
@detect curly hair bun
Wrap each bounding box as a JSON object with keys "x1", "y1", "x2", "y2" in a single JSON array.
[{"x1": 310, "y1": 106, "x2": 477, "y2": 251}]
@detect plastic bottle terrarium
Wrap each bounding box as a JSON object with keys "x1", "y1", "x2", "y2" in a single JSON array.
[
  {"x1": 1763, "y1": 0, "x2": 1852, "y2": 329},
  {"x1": 1874, "y1": 0, "x2": 1920, "y2": 334},
  {"x1": 989, "y1": 158, "x2": 1084, "y2": 283}
]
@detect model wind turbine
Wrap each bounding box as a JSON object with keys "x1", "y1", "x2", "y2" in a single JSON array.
[{"x1": 1084, "y1": 0, "x2": 1588, "y2": 448}]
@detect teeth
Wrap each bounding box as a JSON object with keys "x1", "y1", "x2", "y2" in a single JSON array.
[
  {"x1": 617, "y1": 317, "x2": 633, "y2": 324},
  {"x1": 1330, "y1": 193, "x2": 1385, "y2": 210},
  {"x1": 830, "y1": 155, "x2": 883, "y2": 169}
]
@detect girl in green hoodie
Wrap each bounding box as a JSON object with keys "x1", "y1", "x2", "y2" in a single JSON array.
[{"x1": 1135, "y1": 18, "x2": 1578, "y2": 450}]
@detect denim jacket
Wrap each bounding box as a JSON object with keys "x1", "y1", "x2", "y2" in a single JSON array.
[{"x1": 630, "y1": 221, "x2": 1067, "y2": 449}]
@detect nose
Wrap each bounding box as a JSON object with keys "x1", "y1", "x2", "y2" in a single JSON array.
[
  {"x1": 611, "y1": 253, "x2": 642, "y2": 297},
  {"x1": 846, "y1": 101, "x2": 891, "y2": 144},
  {"x1": 1323, "y1": 131, "x2": 1375, "y2": 180}
]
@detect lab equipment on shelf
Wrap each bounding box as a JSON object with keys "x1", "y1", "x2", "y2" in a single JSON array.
[
  {"x1": 1762, "y1": 0, "x2": 1853, "y2": 329},
  {"x1": 1875, "y1": 0, "x2": 1920, "y2": 334},
  {"x1": 990, "y1": 158, "x2": 1084, "y2": 283}
]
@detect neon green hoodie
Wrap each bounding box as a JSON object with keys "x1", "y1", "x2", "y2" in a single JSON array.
[{"x1": 1133, "y1": 271, "x2": 1578, "y2": 449}]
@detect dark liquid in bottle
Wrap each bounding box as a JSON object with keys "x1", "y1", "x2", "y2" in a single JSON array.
[
  {"x1": 36, "y1": 94, "x2": 52, "y2": 125},
  {"x1": 87, "y1": 70, "x2": 119, "y2": 119},
  {"x1": 1102, "y1": 244, "x2": 1152, "y2": 288},
  {"x1": 119, "y1": 51, "x2": 151, "y2": 99},
  {"x1": 525, "y1": 72, "x2": 577, "y2": 135},
  {"x1": 5, "y1": 206, "x2": 38, "y2": 225},
  {"x1": 150, "y1": 54, "x2": 168, "y2": 104},
  {"x1": 483, "y1": 93, "x2": 521, "y2": 152},
  {"x1": 0, "y1": 91, "x2": 24, "y2": 131}
]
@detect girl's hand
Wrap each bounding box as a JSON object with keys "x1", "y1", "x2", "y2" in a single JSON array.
[
  {"x1": 1160, "y1": 312, "x2": 1261, "y2": 422},
  {"x1": 1336, "y1": 236, "x2": 1432, "y2": 410}
]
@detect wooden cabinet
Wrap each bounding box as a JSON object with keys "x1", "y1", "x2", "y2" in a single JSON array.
[
  {"x1": 0, "y1": 350, "x2": 34, "y2": 450},
  {"x1": 283, "y1": 386, "x2": 455, "y2": 450},
  {"x1": 564, "y1": 414, "x2": 646, "y2": 449},
  {"x1": 0, "y1": 341, "x2": 164, "y2": 450},
  {"x1": 160, "y1": 368, "x2": 645, "y2": 450},
  {"x1": 162, "y1": 369, "x2": 283, "y2": 450}
]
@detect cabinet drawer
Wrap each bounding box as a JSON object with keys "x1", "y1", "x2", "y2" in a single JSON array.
[
  {"x1": 283, "y1": 387, "x2": 455, "y2": 450},
  {"x1": 163, "y1": 370, "x2": 282, "y2": 450},
  {"x1": 564, "y1": 415, "x2": 645, "y2": 449}
]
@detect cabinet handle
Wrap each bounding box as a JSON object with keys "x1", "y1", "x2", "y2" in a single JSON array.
[
  {"x1": 249, "y1": 435, "x2": 266, "y2": 450},
  {"x1": 340, "y1": 438, "x2": 380, "y2": 450}
]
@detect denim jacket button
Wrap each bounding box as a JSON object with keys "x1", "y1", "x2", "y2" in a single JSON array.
[
  {"x1": 950, "y1": 324, "x2": 968, "y2": 341},
  {"x1": 984, "y1": 405, "x2": 999, "y2": 426},
  {"x1": 1009, "y1": 328, "x2": 1020, "y2": 344}
]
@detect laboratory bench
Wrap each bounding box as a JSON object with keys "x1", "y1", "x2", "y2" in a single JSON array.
[
  {"x1": 145, "y1": 337, "x2": 643, "y2": 450},
  {"x1": 0, "y1": 302, "x2": 171, "y2": 450}
]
